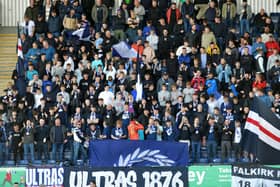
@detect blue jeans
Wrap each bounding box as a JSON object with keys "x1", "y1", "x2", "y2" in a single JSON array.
[
  {"x1": 207, "y1": 140, "x2": 217, "y2": 160},
  {"x1": 191, "y1": 141, "x2": 201, "y2": 161},
  {"x1": 23, "y1": 143, "x2": 35, "y2": 161},
  {"x1": 0, "y1": 142, "x2": 8, "y2": 164},
  {"x1": 73, "y1": 141, "x2": 87, "y2": 165},
  {"x1": 240, "y1": 19, "x2": 250, "y2": 36},
  {"x1": 183, "y1": 18, "x2": 191, "y2": 33},
  {"x1": 51, "y1": 143, "x2": 64, "y2": 162}
]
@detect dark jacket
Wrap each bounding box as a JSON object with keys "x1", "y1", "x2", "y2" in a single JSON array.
[
  {"x1": 204, "y1": 124, "x2": 220, "y2": 142},
  {"x1": 50, "y1": 125, "x2": 67, "y2": 143},
  {"x1": 48, "y1": 15, "x2": 61, "y2": 33},
  {"x1": 190, "y1": 125, "x2": 204, "y2": 142}
]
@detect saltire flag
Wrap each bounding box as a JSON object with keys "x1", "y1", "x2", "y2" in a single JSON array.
[
  {"x1": 244, "y1": 97, "x2": 280, "y2": 164},
  {"x1": 112, "y1": 41, "x2": 137, "y2": 59},
  {"x1": 15, "y1": 22, "x2": 27, "y2": 97},
  {"x1": 72, "y1": 28, "x2": 91, "y2": 41},
  {"x1": 17, "y1": 22, "x2": 23, "y2": 59},
  {"x1": 16, "y1": 22, "x2": 25, "y2": 77},
  {"x1": 135, "y1": 44, "x2": 143, "y2": 102}
]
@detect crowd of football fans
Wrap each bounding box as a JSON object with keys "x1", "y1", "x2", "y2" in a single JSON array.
[{"x1": 0, "y1": 0, "x2": 280, "y2": 165}]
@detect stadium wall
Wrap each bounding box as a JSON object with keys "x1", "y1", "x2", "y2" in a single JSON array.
[{"x1": 0, "y1": 0, "x2": 29, "y2": 27}]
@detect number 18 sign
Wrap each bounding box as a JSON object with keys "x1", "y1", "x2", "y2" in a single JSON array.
[{"x1": 232, "y1": 165, "x2": 280, "y2": 187}]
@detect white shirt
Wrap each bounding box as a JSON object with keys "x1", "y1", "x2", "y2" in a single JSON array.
[
  {"x1": 34, "y1": 93, "x2": 43, "y2": 108},
  {"x1": 63, "y1": 56, "x2": 75, "y2": 71},
  {"x1": 21, "y1": 20, "x2": 35, "y2": 37},
  {"x1": 234, "y1": 127, "x2": 242, "y2": 143},
  {"x1": 146, "y1": 34, "x2": 159, "y2": 50},
  {"x1": 99, "y1": 91, "x2": 114, "y2": 105}
]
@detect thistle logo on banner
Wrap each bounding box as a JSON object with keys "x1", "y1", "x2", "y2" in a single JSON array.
[
  {"x1": 26, "y1": 167, "x2": 64, "y2": 187},
  {"x1": 63, "y1": 167, "x2": 188, "y2": 187}
]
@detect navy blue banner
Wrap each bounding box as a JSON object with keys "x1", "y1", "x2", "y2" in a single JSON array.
[
  {"x1": 26, "y1": 167, "x2": 64, "y2": 187},
  {"x1": 64, "y1": 167, "x2": 188, "y2": 187},
  {"x1": 89, "y1": 140, "x2": 188, "y2": 167}
]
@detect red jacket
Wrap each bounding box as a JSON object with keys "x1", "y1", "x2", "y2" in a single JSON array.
[
  {"x1": 252, "y1": 80, "x2": 266, "y2": 90},
  {"x1": 166, "y1": 8, "x2": 181, "y2": 24},
  {"x1": 265, "y1": 41, "x2": 280, "y2": 57},
  {"x1": 191, "y1": 76, "x2": 205, "y2": 92}
]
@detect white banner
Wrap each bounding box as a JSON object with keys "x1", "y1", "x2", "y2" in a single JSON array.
[{"x1": 232, "y1": 165, "x2": 280, "y2": 187}]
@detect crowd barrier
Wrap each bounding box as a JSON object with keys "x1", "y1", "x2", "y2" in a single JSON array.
[{"x1": 1, "y1": 165, "x2": 280, "y2": 187}]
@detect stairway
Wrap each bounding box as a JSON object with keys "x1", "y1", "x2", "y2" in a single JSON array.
[{"x1": 0, "y1": 34, "x2": 17, "y2": 96}]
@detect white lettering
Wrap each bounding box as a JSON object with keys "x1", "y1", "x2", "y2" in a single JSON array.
[
  {"x1": 37, "y1": 169, "x2": 44, "y2": 185},
  {"x1": 69, "y1": 171, "x2": 84, "y2": 187},
  {"x1": 171, "y1": 172, "x2": 184, "y2": 187},
  {"x1": 196, "y1": 171, "x2": 205, "y2": 185},
  {"x1": 58, "y1": 168, "x2": 64, "y2": 184},
  {"x1": 161, "y1": 171, "x2": 172, "y2": 187},
  {"x1": 44, "y1": 169, "x2": 51, "y2": 185},
  {"x1": 33, "y1": 169, "x2": 38, "y2": 186},
  {"x1": 127, "y1": 171, "x2": 137, "y2": 187},
  {"x1": 115, "y1": 171, "x2": 126, "y2": 187},
  {"x1": 51, "y1": 168, "x2": 57, "y2": 185},
  {"x1": 26, "y1": 169, "x2": 32, "y2": 186},
  {"x1": 82, "y1": 171, "x2": 89, "y2": 186},
  {"x1": 104, "y1": 171, "x2": 115, "y2": 187},
  {"x1": 188, "y1": 171, "x2": 195, "y2": 182}
]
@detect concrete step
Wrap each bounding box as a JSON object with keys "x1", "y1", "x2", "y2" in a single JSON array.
[{"x1": 0, "y1": 34, "x2": 17, "y2": 96}]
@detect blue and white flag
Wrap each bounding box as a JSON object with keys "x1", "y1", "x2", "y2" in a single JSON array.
[
  {"x1": 112, "y1": 41, "x2": 137, "y2": 58},
  {"x1": 89, "y1": 140, "x2": 188, "y2": 167},
  {"x1": 136, "y1": 72, "x2": 143, "y2": 102},
  {"x1": 72, "y1": 28, "x2": 91, "y2": 41},
  {"x1": 244, "y1": 97, "x2": 280, "y2": 164}
]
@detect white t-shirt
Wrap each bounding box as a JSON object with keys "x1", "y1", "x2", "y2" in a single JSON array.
[{"x1": 21, "y1": 20, "x2": 35, "y2": 37}]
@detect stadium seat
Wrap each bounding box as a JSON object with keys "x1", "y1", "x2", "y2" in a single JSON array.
[
  {"x1": 4, "y1": 160, "x2": 15, "y2": 166},
  {"x1": 240, "y1": 158, "x2": 250, "y2": 163},
  {"x1": 64, "y1": 151, "x2": 72, "y2": 160},
  {"x1": 18, "y1": 160, "x2": 29, "y2": 166},
  {"x1": 77, "y1": 160, "x2": 84, "y2": 166},
  {"x1": 47, "y1": 160, "x2": 57, "y2": 165},
  {"x1": 32, "y1": 160, "x2": 43, "y2": 166},
  {"x1": 212, "y1": 158, "x2": 222, "y2": 163},
  {"x1": 227, "y1": 158, "x2": 236, "y2": 163},
  {"x1": 63, "y1": 161, "x2": 71, "y2": 167},
  {"x1": 198, "y1": 158, "x2": 208, "y2": 163}
]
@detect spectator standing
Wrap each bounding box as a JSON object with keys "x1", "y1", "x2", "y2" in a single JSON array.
[
  {"x1": 72, "y1": 119, "x2": 87, "y2": 165},
  {"x1": 145, "y1": 117, "x2": 158, "y2": 140},
  {"x1": 63, "y1": 9, "x2": 78, "y2": 39},
  {"x1": 21, "y1": 119, "x2": 36, "y2": 162},
  {"x1": 35, "y1": 118, "x2": 50, "y2": 161},
  {"x1": 181, "y1": 0, "x2": 194, "y2": 32},
  {"x1": 220, "y1": 119, "x2": 233, "y2": 161},
  {"x1": 9, "y1": 124, "x2": 22, "y2": 164},
  {"x1": 111, "y1": 120, "x2": 128, "y2": 140},
  {"x1": 222, "y1": 0, "x2": 236, "y2": 28},
  {"x1": 25, "y1": 0, "x2": 40, "y2": 21},
  {"x1": 239, "y1": 0, "x2": 252, "y2": 36},
  {"x1": 178, "y1": 116, "x2": 191, "y2": 147},
  {"x1": 128, "y1": 120, "x2": 144, "y2": 140},
  {"x1": 166, "y1": 2, "x2": 181, "y2": 34},
  {"x1": 205, "y1": 116, "x2": 219, "y2": 161},
  {"x1": 190, "y1": 117, "x2": 203, "y2": 162},
  {"x1": 216, "y1": 58, "x2": 232, "y2": 91},
  {"x1": 233, "y1": 119, "x2": 242, "y2": 161},
  {"x1": 50, "y1": 118, "x2": 67, "y2": 162},
  {"x1": 91, "y1": 0, "x2": 108, "y2": 32},
  {"x1": 163, "y1": 119, "x2": 177, "y2": 141}
]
